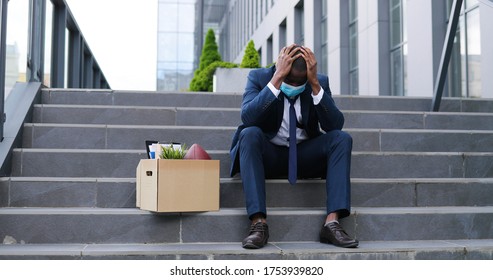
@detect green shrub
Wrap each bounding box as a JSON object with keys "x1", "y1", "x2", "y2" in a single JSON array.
[
  {"x1": 191, "y1": 61, "x2": 238, "y2": 92},
  {"x1": 190, "y1": 29, "x2": 223, "y2": 91},
  {"x1": 240, "y1": 40, "x2": 260, "y2": 68},
  {"x1": 198, "y1": 29, "x2": 222, "y2": 71}
]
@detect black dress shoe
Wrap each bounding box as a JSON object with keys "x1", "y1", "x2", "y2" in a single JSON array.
[
  {"x1": 242, "y1": 222, "x2": 269, "y2": 249},
  {"x1": 320, "y1": 222, "x2": 359, "y2": 248}
]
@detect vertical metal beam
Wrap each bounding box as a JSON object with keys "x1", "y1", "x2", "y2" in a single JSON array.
[
  {"x1": 68, "y1": 29, "x2": 81, "y2": 88},
  {"x1": 0, "y1": 0, "x2": 9, "y2": 141},
  {"x1": 83, "y1": 52, "x2": 93, "y2": 88},
  {"x1": 27, "y1": 0, "x2": 46, "y2": 83},
  {"x1": 431, "y1": 0, "x2": 463, "y2": 111},
  {"x1": 50, "y1": 1, "x2": 66, "y2": 88},
  {"x1": 94, "y1": 69, "x2": 101, "y2": 88}
]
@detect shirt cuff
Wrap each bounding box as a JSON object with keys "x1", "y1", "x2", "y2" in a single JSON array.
[
  {"x1": 267, "y1": 82, "x2": 281, "y2": 98},
  {"x1": 311, "y1": 87, "x2": 324, "y2": 105}
]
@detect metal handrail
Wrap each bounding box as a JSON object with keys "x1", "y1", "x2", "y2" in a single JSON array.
[
  {"x1": 431, "y1": 0, "x2": 463, "y2": 112},
  {"x1": 0, "y1": 0, "x2": 110, "y2": 141},
  {"x1": 0, "y1": 0, "x2": 8, "y2": 141}
]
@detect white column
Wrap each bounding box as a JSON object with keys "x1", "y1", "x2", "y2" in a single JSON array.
[
  {"x1": 480, "y1": 0, "x2": 493, "y2": 98},
  {"x1": 358, "y1": 0, "x2": 390, "y2": 96},
  {"x1": 406, "y1": 0, "x2": 435, "y2": 97},
  {"x1": 286, "y1": 8, "x2": 296, "y2": 45},
  {"x1": 303, "y1": 0, "x2": 315, "y2": 49},
  {"x1": 327, "y1": 0, "x2": 347, "y2": 95}
]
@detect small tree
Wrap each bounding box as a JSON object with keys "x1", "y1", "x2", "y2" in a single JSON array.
[
  {"x1": 199, "y1": 29, "x2": 222, "y2": 71},
  {"x1": 190, "y1": 29, "x2": 223, "y2": 91},
  {"x1": 240, "y1": 40, "x2": 260, "y2": 68}
]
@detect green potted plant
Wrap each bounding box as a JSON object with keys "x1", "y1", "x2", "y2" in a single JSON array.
[
  {"x1": 159, "y1": 144, "x2": 187, "y2": 159},
  {"x1": 214, "y1": 40, "x2": 260, "y2": 92}
]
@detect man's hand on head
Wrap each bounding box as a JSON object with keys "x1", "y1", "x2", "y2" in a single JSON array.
[
  {"x1": 271, "y1": 44, "x2": 302, "y2": 89},
  {"x1": 300, "y1": 46, "x2": 321, "y2": 95}
]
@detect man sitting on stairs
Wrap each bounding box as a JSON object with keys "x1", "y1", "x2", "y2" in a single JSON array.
[{"x1": 229, "y1": 44, "x2": 359, "y2": 249}]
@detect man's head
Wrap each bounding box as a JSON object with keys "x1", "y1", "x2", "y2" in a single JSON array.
[{"x1": 284, "y1": 45, "x2": 307, "y2": 86}]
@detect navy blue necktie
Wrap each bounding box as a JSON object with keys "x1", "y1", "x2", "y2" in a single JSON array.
[{"x1": 288, "y1": 97, "x2": 297, "y2": 185}]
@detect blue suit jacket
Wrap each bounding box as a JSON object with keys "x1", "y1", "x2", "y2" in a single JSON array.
[{"x1": 229, "y1": 66, "x2": 344, "y2": 176}]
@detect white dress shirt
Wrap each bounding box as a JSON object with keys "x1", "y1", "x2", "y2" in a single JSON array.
[{"x1": 267, "y1": 82, "x2": 324, "y2": 147}]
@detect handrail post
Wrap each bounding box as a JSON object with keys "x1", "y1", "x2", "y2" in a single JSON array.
[
  {"x1": 27, "y1": 0, "x2": 46, "y2": 83},
  {"x1": 0, "y1": 0, "x2": 8, "y2": 141},
  {"x1": 431, "y1": 0, "x2": 463, "y2": 112},
  {"x1": 51, "y1": 0, "x2": 66, "y2": 88}
]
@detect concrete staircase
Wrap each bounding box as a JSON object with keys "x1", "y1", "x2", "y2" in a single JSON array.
[{"x1": 1, "y1": 88, "x2": 493, "y2": 259}]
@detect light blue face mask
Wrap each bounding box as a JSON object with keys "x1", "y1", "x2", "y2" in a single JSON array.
[{"x1": 281, "y1": 82, "x2": 306, "y2": 98}]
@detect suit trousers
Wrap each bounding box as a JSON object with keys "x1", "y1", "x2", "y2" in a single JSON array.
[{"x1": 238, "y1": 126, "x2": 352, "y2": 220}]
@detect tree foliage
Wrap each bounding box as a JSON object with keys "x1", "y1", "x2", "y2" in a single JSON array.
[
  {"x1": 198, "y1": 29, "x2": 222, "y2": 71},
  {"x1": 240, "y1": 40, "x2": 260, "y2": 68},
  {"x1": 190, "y1": 29, "x2": 223, "y2": 91}
]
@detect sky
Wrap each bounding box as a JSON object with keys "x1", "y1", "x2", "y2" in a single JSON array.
[
  {"x1": 66, "y1": 0, "x2": 158, "y2": 90},
  {"x1": 6, "y1": 0, "x2": 157, "y2": 91}
]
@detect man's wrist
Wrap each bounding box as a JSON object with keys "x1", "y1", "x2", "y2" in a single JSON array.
[
  {"x1": 311, "y1": 87, "x2": 324, "y2": 105},
  {"x1": 267, "y1": 82, "x2": 281, "y2": 97},
  {"x1": 270, "y1": 72, "x2": 285, "y2": 89},
  {"x1": 311, "y1": 81, "x2": 321, "y2": 95}
]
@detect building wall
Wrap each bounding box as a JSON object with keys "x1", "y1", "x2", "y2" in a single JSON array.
[
  {"x1": 479, "y1": 0, "x2": 493, "y2": 98},
  {"x1": 216, "y1": 0, "x2": 490, "y2": 98}
]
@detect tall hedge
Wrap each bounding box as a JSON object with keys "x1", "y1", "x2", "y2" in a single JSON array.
[
  {"x1": 199, "y1": 29, "x2": 221, "y2": 71},
  {"x1": 190, "y1": 29, "x2": 223, "y2": 91},
  {"x1": 240, "y1": 40, "x2": 260, "y2": 68}
]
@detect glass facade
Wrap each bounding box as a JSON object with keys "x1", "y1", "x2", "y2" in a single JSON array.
[
  {"x1": 155, "y1": 0, "x2": 486, "y2": 97},
  {"x1": 157, "y1": 0, "x2": 228, "y2": 91},
  {"x1": 320, "y1": 0, "x2": 328, "y2": 75},
  {"x1": 446, "y1": 0, "x2": 481, "y2": 97},
  {"x1": 157, "y1": 0, "x2": 195, "y2": 91},
  {"x1": 4, "y1": 0, "x2": 29, "y2": 99},
  {"x1": 294, "y1": 1, "x2": 304, "y2": 46},
  {"x1": 390, "y1": 0, "x2": 407, "y2": 96},
  {"x1": 349, "y1": 0, "x2": 358, "y2": 95}
]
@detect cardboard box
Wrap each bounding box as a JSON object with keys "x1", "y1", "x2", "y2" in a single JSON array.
[{"x1": 136, "y1": 159, "x2": 220, "y2": 212}]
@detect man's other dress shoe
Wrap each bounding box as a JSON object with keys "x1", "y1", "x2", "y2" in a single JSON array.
[
  {"x1": 320, "y1": 221, "x2": 359, "y2": 248},
  {"x1": 242, "y1": 222, "x2": 269, "y2": 249}
]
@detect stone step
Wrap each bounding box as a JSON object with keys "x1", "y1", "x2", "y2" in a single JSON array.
[
  {"x1": 32, "y1": 104, "x2": 493, "y2": 130},
  {"x1": 2, "y1": 177, "x2": 493, "y2": 209},
  {"x1": 1, "y1": 239, "x2": 493, "y2": 259},
  {"x1": 22, "y1": 124, "x2": 493, "y2": 152},
  {"x1": 0, "y1": 207, "x2": 492, "y2": 244},
  {"x1": 41, "y1": 89, "x2": 493, "y2": 113},
  {"x1": 11, "y1": 149, "x2": 493, "y2": 178},
  {"x1": 41, "y1": 89, "x2": 243, "y2": 108}
]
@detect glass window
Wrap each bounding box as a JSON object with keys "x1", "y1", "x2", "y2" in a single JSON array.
[
  {"x1": 5, "y1": 0, "x2": 29, "y2": 99},
  {"x1": 320, "y1": 0, "x2": 328, "y2": 75},
  {"x1": 159, "y1": 3, "x2": 178, "y2": 32},
  {"x1": 446, "y1": 0, "x2": 481, "y2": 97},
  {"x1": 391, "y1": 49, "x2": 403, "y2": 96},
  {"x1": 321, "y1": 44, "x2": 328, "y2": 75},
  {"x1": 350, "y1": 70, "x2": 358, "y2": 95},
  {"x1": 390, "y1": 0, "x2": 401, "y2": 48},
  {"x1": 178, "y1": 33, "x2": 194, "y2": 63},
  {"x1": 295, "y1": 2, "x2": 304, "y2": 45},
  {"x1": 349, "y1": 0, "x2": 358, "y2": 95},
  {"x1": 178, "y1": 4, "x2": 195, "y2": 32},
  {"x1": 44, "y1": 1, "x2": 53, "y2": 87},
  {"x1": 466, "y1": 8, "x2": 481, "y2": 97},
  {"x1": 158, "y1": 33, "x2": 178, "y2": 62},
  {"x1": 389, "y1": 0, "x2": 407, "y2": 96}
]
